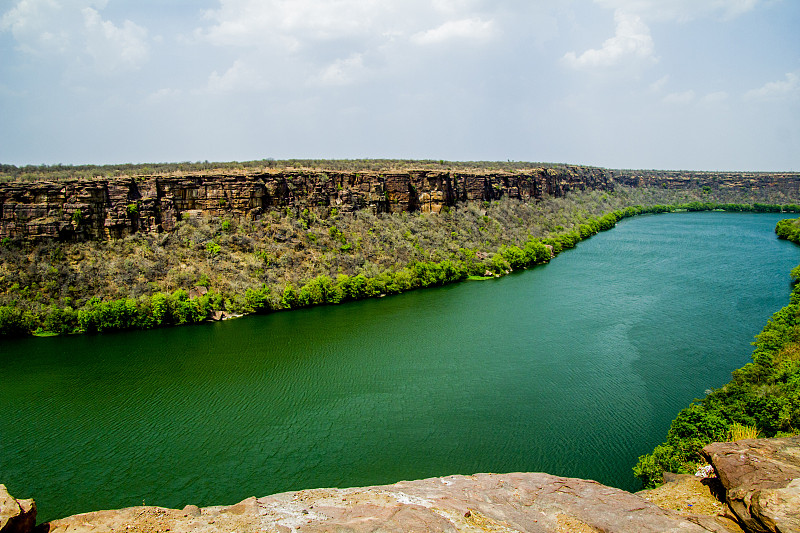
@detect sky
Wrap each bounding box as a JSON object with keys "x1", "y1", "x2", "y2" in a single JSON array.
[{"x1": 0, "y1": 0, "x2": 798, "y2": 171}]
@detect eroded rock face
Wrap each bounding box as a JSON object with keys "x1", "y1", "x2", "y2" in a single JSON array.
[
  {"x1": 0, "y1": 167, "x2": 614, "y2": 241},
  {"x1": 3, "y1": 168, "x2": 799, "y2": 242},
  {"x1": 40, "y1": 473, "x2": 735, "y2": 533},
  {"x1": 702, "y1": 435, "x2": 800, "y2": 533},
  {"x1": 613, "y1": 170, "x2": 800, "y2": 195},
  {"x1": 0, "y1": 485, "x2": 36, "y2": 533}
]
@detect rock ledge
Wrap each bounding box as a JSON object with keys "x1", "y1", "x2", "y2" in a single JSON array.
[
  {"x1": 702, "y1": 435, "x2": 800, "y2": 533},
  {"x1": 33, "y1": 473, "x2": 735, "y2": 533},
  {"x1": 7, "y1": 435, "x2": 800, "y2": 533}
]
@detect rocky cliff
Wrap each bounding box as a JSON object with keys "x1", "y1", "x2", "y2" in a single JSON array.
[
  {"x1": 3, "y1": 436, "x2": 798, "y2": 533},
  {"x1": 614, "y1": 170, "x2": 800, "y2": 195},
  {"x1": 0, "y1": 166, "x2": 613, "y2": 241},
  {"x1": 701, "y1": 436, "x2": 800, "y2": 533},
  {"x1": 3, "y1": 166, "x2": 799, "y2": 242}
]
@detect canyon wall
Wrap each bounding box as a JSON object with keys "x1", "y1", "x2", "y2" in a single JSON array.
[
  {"x1": 0, "y1": 166, "x2": 611, "y2": 240},
  {"x1": 2, "y1": 166, "x2": 799, "y2": 241},
  {"x1": 614, "y1": 169, "x2": 800, "y2": 195}
]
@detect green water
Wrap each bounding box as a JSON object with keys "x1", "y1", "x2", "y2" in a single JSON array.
[{"x1": 1, "y1": 212, "x2": 798, "y2": 521}]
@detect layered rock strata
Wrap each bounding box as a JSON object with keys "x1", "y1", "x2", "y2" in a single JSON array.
[
  {"x1": 3, "y1": 167, "x2": 800, "y2": 242},
  {"x1": 4, "y1": 167, "x2": 800, "y2": 242},
  {"x1": 0, "y1": 167, "x2": 611, "y2": 241},
  {"x1": 613, "y1": 170, "x2": 800, "y2": 194}
]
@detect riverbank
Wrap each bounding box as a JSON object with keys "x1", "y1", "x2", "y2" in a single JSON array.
[
  {"x1": 4, "y1": 159, "x2": 800, "y2": 338},
  {"x1": 3, "y1": 192, "x2": 799, "y2": 337},
  {"x1": 634, "y1": 217, "x2": 800, "y2": 489},
  {"x1": 3, "y1": 210, "x2": 797, "y2": 524}
]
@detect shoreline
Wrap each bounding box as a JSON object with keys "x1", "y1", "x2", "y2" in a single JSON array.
[{"x1": 3, "y1": 202, "x2": 798, "y2": 339}]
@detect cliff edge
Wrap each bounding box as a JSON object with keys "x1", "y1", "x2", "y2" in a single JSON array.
[
  {"x1": 5, "y1": 473, "x2": 733, "y2": 533},
  {"x1": 3, "y1": 436, "x2": 797, "y2": 533},
  {"x1": 4, "y1": 166, "x2": 800, "y2": 242},
  {"x1": 0, "y1": 167, "x2": 613, "y2": 241}
]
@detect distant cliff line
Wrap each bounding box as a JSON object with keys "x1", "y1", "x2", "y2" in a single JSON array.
[{"x1": 2, "y1": 165, "x2": 799, "y2": 241}]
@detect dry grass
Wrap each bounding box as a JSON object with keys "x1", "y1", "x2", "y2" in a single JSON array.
[
  {"x1": 1, "y1": 184, "x2": 793, "y2": 320},
  {"x1": 728, "y1": 423, "x2": 760, "y2": 441}
]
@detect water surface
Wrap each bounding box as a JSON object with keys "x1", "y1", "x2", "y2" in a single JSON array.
[{"x1": 1, "y1": 212, "x2": 798, "y2": 521}]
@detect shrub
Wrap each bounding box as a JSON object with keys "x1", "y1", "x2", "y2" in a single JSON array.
[{"x1": 0, "y1": 306, "x2": 35, "y2": 336}]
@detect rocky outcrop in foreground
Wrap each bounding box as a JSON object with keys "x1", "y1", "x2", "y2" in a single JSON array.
[
  {"x1": 4, "y1": 473, "x2": 734, "y2": 533},
  {"x1": 5, "y1": 436, "x2": 798, "y2": 533},
  {"x1": 702, "y1": 436, "x2": 800, "y2": 533},
  {"x1": 0, "y1": 485, "x2": 36, "y2": 533}
]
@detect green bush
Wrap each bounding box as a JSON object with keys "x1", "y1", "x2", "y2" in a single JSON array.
[
  {"x1": 4, "y1": 195, "x2": 796, "y2": 338},
  {"x1": 0, "y1": 306, "x2": 35, "y2": 336}
]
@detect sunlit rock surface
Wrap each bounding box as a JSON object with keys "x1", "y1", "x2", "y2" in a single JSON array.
[
  {"x1": 31, "y1": 473, "x2": 737, "y2": 533},
  {"x1": 0, "y1": 484, "x2": 36, "y2": 533},
  {"x1": 703, "y1": 435, "x2": 800, "y2": 533}
]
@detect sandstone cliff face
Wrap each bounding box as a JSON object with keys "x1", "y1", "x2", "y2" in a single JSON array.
[
  {"x1": 0, "y1": 167, "x2": 613, "y2": 241},
  {"x1": 3, "y1": 167, "x2": 799, "y2": 242},
  {"x1": 614, "y1": 170, "x2": 800, "y2": 195}
]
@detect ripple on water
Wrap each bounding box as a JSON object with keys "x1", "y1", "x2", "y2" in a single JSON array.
[{"x1": 1, "y1": 212, "x2": 798, "y2": 522}]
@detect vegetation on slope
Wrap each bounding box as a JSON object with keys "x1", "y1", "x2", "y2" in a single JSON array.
[
  {"x1": 1, "y1": 180, "x2": 799, "y2": 337},
  {"x1": 633, "y1": 218, "x2": 800, "y2": 488}
]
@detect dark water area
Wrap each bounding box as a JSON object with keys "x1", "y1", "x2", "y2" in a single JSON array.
[{"x1": 1, "y1": 212, "x2": 798, "y2": 522}]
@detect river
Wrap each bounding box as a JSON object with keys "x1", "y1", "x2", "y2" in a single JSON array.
[{"x1": 1, "y1": 211, "x2": 798, "y2": 521}]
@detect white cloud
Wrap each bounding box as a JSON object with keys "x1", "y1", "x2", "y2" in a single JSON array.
[
  {"x1": 0, "y1": 0, "x2": 148, "y2": 72},
  {"x1": 146, "y1": 87, "x2": 182, "y2": 105},
  {"x1": 315, "y1": 53, "x2": 366, "y2": 86},
  {"x1": 411, "y1": 17, "x2": 494, "y2": 45},
  {"x1": 431, "y1": 0, "x2": 480, "y2": 14},
  {"x1": 199, "y1": 0, "x2": 388, "y2": 49},
  {"x1": 561, "y1": 1, "x2": 762, "y2": 73},
  {"x1": 649, "y1": 74, "x2": 669, "y2": 92},
  {"x1": 562, "y1": 10, "x2": 655, "y2": 69},
  {"x1": 198, "y1": 0, "x2": 500, "y2": 51},
  {"x1": 82, "y1": 7, "x2": 149, "y2": 72},
  {"x1": 193, "y1": 0, "x2": 501, "y2": 91},
  {"x1": 662, "y1": 89, "x2": 695, "y2": 104},
  {"x1": 1, "y1": 0, "x2": 85, "y2": 54},
  {"x1": 207, "y1": 58, "x2": 271, "y2": 93},
  {"x1": 745, "y1": 72, "x2": 800, "y2": 101}
]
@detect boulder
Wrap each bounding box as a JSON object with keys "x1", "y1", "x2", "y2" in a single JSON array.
[
  {"x1": 0, "y1": 485, "x2": 36, "y2": 533},
  {"x1": 182, "y1": 504, "x2": 201, "y2": 517},
  {"x1": 702, "y1": 435, "x2": 800, "y2": 533}
]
